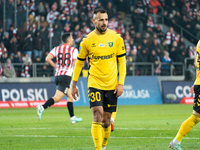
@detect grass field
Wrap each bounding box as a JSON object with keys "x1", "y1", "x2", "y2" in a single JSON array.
[{"x1": 0, "y1": 104, "x2": 200, "y2": 150}]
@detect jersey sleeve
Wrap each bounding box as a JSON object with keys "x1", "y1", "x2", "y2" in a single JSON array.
[
  {"x1": 73, "y1": 48, "x2": 78, "y2": 60},
  {"x1": 117, "y1": 36, "x2": 126, "y2": 56},
  {"x1": 49, "y1": 47, "x2": 56, "y2": 57},
  {"x1": 117, "y1": 36, "x2": 126, "y2": 85}
]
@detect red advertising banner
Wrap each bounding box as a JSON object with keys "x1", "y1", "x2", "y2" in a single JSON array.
[{"x1": 0, "y1": 100, "x2": 67, "y2": 108}]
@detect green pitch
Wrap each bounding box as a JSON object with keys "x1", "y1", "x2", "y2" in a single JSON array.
[{"x1": 0, "y1": 104, "x2": 200, "y2": 150}]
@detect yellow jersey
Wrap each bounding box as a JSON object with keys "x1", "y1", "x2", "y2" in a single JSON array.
[
  {"x1": 195, "y1": 40, "x2": 200, "y2": 85},
  {"x1": 72, "y1": 29, "x2": 126, "y2": 90}
]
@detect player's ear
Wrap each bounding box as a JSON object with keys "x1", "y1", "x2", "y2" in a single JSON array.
[{"x1": 92, "y1": 18, "x2": 95, "y2": 24}]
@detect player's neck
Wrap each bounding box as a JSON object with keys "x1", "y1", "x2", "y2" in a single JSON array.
[
  {"x1": 94, "y1": 29, "x2": 108, "y2": 35},
  {"x1": 64, "y1": 43, "x2": 72, "y2": 46}
]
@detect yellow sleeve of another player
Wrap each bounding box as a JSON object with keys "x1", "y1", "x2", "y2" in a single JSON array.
[
  {"x1": 72, "y1": 39, "x2": 88, "y2": 81},
  {"x1": 196, "y1": 40, "x2": 200, "y2": 69},
  {"x1": 117, "y1": 37, "x2": 126, "y2": 85}
]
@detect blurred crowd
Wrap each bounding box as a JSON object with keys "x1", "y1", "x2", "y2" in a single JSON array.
[{"x1": 0, "y1": 0, "x2": 199, "y2": 78}]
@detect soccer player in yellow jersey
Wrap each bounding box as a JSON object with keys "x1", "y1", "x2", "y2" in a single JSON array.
[
  {"x1": 169, "y1": 40, "x2": 200, "y2": 150},
  {"x1": 71, "y1": 8, "x2": 126, "y2": 150}
]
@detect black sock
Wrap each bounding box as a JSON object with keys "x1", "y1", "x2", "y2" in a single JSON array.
[
  {"x1": 67, "y1": 102, "x2": 74, "y2": 117},
  {"x1": 42, "y1": 98, "x2": 55, "y2": 109}
]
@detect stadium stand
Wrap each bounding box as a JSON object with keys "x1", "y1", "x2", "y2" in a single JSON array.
[{"x1": 0, "y1": 0, "x2": 199, "y2": 78}]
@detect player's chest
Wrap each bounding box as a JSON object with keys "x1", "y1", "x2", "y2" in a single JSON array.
[{"x1": 88, "y1": 39, "x2": 116, "y2": 55}]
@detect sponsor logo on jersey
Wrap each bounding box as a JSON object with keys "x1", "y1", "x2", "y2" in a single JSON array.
[
  {"x1": 92, "y1": 53, "x2": 114, "y2": 60},
  {"x1": 108, "y1": 42, "x2": 114, "y2": 48},
  {"x1": 107, "y1": 104, "x2": 116, "y2": 107},
  {"x1": 99, "y1": 43, "x2": 105, "y2": 47},
  {"x1": 92, "y1": 43, "x2": 96, "y2": 47}
]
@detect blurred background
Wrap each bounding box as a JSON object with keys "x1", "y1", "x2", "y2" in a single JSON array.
[{"x1": 0, "y1": 0, "x2": 199, "y2": 107}]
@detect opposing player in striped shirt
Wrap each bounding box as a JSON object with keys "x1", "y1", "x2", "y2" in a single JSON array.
[{"x1": 36, "y1": 33, "x2": 82, "y2": 124}]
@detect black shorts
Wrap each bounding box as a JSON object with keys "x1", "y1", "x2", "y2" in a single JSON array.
[
  {"x1": 55, "y1": 75, "x2": 71, "y2": 94},
  {"x1": 88, "y1": 87, "x2": 117, "y2": 112},
  {"x1": 193, "y1": 85, "x2": 200, "y2": 113}
]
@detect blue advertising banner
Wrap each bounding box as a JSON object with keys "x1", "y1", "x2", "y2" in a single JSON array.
[
  {"x1": 0, "y1": 83, "x2": 56, "y2": 102},
  {"x1": 72, "y1": 76, "x2": 162, "y2": 106},
  {"x1": 162, "y1": 81, "x2": 194, "y2": 104},
  {"x1": 118, "y1": 76, "x2": 162, "y2": 105},
  {"x1": 0, "y1": 76, "x2": 162, "y2": 107}
]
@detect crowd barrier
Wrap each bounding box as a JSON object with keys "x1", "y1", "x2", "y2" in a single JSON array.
[{"x1": 0, "y1": 77, "x2": 194, "y2": 108}]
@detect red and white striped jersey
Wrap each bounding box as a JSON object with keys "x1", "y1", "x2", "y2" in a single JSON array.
[{"x1": 50, "y1": 44, "x2": 78, "y2": 76}]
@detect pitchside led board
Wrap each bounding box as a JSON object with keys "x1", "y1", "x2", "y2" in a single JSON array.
[
  {"x1": 162, "y1": 81, "x2": 194, "y2": 104},
  {"x1": 0, "y1": 76, "x2": 162, "y2": 108}
]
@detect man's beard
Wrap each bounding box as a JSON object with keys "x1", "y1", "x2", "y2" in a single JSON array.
[{"x1": 96, "y1": 25, "x2": 107, "y2": 34}]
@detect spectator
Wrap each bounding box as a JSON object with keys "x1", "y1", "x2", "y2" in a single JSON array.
[
  {"x1": 141, "y1": 38, "x2": 150, "y2": 52},
  {"x1": 188, "y1": 45, "x2": 196, "y2": 58},
  {"x1": 6, "y1": 0, "x2": 14, "y2": 31},
  {"x1": 146, "y1": 15, "x2": 155, "y2": 36},
  {"x1": 149, "y1": 0, "x2": 161, "y2": 14},
  {"x1": 33, "y1": 31, "x2": 43, "y2": 60},
  {"x1": 106, "y1": 1, "x2": 115, "y2": 19},
  {"x1": 35, "y1": 56, "x2": 43, "y2": 77},
  {"x1": 1, "y1": 52, "x2": 9, "y2": 63},
  {"x1": 165, "y1": 26, "x2": 175, "y2": 45},
  {"x1": 161, "y1": 51, "x2": 171, "y2": 75},
  {"x1": 108, "y1": 17, "x2": 117, "y2": 31},
  {"x1": 136, "y1": 48, "x2": 149, "y2": 75},
  {"x1": 23, "y1": 14, "x2": 37, "y2": 32},
  {"x1": 36, "y1": 1, "x2": 46, "y2": 16},
  {"x1": 151, "y1": 38, "x2": 162, "y2": 57},
  {"x1": 9, "y1": 36, "x2": 19, "y2": 55},
  {"x1": 116, "y1": 0, "x2": 128, "y2": 19},
  {"x1": 159, "y1": 39, "x2": 169, "y2": 57},
  {"x1": 38, "y1": 64, "x2": 51, "y2": 77},
  {"x1": 22, "y1": 31, "x2": 33, "y2": 59},
  {"x1": 79, "y1": 11, "x2": 89, "y2": 24},
  {"x1": 0, "y1": 42, "x2": 7, "y2": 58},
  {"x1": 3, "y1": 58, "x2": 16, "y2": 78},
  {"x1": 22, "y1": 53, "x2": 32, "y2": 65},
  {"x1": 46, "y1": 4, "x2": 60, "y2": 24},
  {"x1": 0, "y1": 26, "x2": 3, "y2": 42},
  {"x1": 3, "y1": 32, "x2": 10, "y2": 51},
  {"x1": 74, "y1": 31, "x2": 83, "y2": 48},
  {"x1": 52, "y1": 23, "x2": 62, "y2": 48},
  {"x1": 148, "y1": 49, "x2": 161, "y2": 75},
  {"x1": 14, "y1": 51, "x2": 23, "y2": 63},
  {"x1": 39, "y1": 15, "x2": 48, "y2": 29},
  {"x1": 54, "y1": 14, "x2": 64, "y2": 31},
  {"x1": 41, "y1": 51, "x2": 49, "y2": 63},
  {"x1": 77, "y1": 0, "x2": 87, "y2": 12},
  {"x1": 178, "y1": 36, "x2": 186, "y2": 52},
  {"x1": 181, "y1": 1, "x2": 190, "y2": 16},
  {"x1": 0, "y1": 60, "x2": 6, "y2": 78},
  {"x1": 169, "y1": 41, "x2": 179, "y2": 62},
  {"x1": 9, "y1": 53, "x2": 15, "y2": 63},
  {"x1": 156, "y1": 24, "x2": 164, "y2": 41},
  {"x1": 16, "y1": 0, "x2": 26, "y2": 30}
]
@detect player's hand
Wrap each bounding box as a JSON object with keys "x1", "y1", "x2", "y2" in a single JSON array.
[
  {"x1": 71, "y1": 86, "x2": 79, "y2": 100},
  {"x1": 114, "y1": 84, "x2": 123, "y2": 97},
  {"x1": 189, "y1": 85, "x2": 194, "y2": 93}
]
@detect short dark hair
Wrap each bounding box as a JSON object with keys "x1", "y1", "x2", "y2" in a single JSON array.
[
  {"x1": 62, "y1": 32, "x2": 71, "y2": 43},
  {"x1": 94, "y1": 8, "x2": 107, "y2": 15}
]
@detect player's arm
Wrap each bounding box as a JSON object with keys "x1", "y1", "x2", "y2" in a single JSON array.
[
  {"x1": 117, "y1": 38, "x2": 126, "y2": 86},
  {"x1": 46, "y1": 53, "x2": 56, "y2": 69},
  {"x1": 190, "y1": 40, "x2": 200, "y2": 93},
  {"x1": 114, "y1": 37, "x2": 126, "y2": 97}
]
